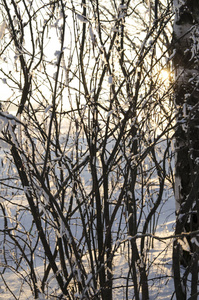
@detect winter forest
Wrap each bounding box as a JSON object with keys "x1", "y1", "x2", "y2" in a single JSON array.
[{"x1": 0, "y1": 0, "x2": 199, "y2": 299}]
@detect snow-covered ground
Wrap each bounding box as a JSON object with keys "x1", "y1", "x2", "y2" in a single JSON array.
[
  {"x1": 0, "y1": 194, "x2": 176, "y2": 298},
  {"x1": 0, "y1": 138, "x2": 177, "y2": 299}
]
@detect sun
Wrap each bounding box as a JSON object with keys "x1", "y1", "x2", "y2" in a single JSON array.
[{"x1": 160, "y1": 69, "x2": 170, "y2": 82}]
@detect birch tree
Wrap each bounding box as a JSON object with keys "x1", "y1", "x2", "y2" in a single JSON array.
[{"x1": 173, "y1": 0, "x2": 199, "y2": 298}]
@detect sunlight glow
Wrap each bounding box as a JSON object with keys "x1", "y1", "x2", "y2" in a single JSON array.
[{"x1": 160, "y1": 69, "x2": 170, "y2": 82}]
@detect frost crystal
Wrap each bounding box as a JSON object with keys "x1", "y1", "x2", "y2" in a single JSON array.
[
  {"x1": 168, "y1": 49, "x2": 176, "y2": 61},
  {"x1": 85, "y1": 273, "x2": 92, "y2": 285},
  {"x1": 89, "y1": 26, "x2": 95, "y2": 42},
  {"x1": 76, "y1": 14, "x2": 89, "y2": 23},
  {"x1": 108, "y1": 75, "x2": 113, "y2": 84},
  {"x1": 191, "y1": 237, "x2": 199, "y2": 247},
  {"x1": 1, "y1": 78, "x2": 7, "y2": 84},
  {"x1": 195, "y1": 157, "x2": 199, "y2": 165},
  {"x1": 0, "y1": 21, "x2": 6, "y2": 39},
  {"x1": 45, "y1": 105, "x2": 52, "y2": 114},
  {"x1": 24, "y1": 186, "x2": 31, "y2": 197}
]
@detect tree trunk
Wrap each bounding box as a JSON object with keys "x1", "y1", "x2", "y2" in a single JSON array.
[{"x1": 173, "y1": 0, "x2": 199, "y2": 298}]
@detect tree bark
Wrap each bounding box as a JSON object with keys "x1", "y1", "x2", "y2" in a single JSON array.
[{"x1": 173, "y1": 0, "x2": 199, "y2": 298}]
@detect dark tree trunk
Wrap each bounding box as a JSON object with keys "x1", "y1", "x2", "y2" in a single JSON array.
[{"x1": 173, "y1": 0, "x2": 199, "y2": 298}]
